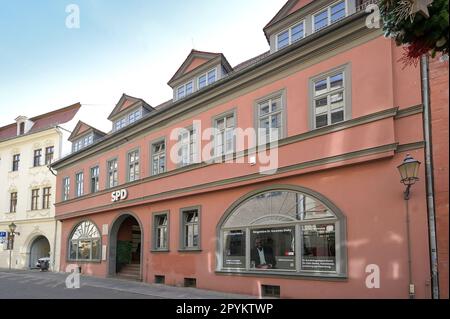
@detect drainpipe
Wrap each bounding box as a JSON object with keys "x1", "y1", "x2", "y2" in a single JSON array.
[{"x1": 421, "y1": 54, "x2": 439, "y2": 299}]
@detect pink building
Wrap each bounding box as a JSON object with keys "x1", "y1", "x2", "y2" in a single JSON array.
[{"x1": 51, "y1": 0, "x2": 436, "y2": 298}]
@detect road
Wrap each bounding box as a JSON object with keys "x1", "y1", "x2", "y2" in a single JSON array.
[{"x1": 0, "y1": 269, "x2": 251, "y2": 299}]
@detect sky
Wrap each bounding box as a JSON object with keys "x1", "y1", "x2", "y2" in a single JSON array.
[{"x1": 0, "y1": 0, "x2": 286, "y2": 132}]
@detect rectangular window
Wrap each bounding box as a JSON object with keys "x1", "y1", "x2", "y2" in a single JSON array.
[
  {"x1": 178, "y1": 127, "x2": 198, "y2": 167},
  {"x1": 181, "y1": 208, "x2": 200, "y2": 250},
  {"x1": 31, "y1": 189, "x2": 39, "y2": 211},
  {"x1": 10, "y1": 192, "x2": 17, "y2": 213},
  {"x1": 127, "y1": 150, "x2": 140, "y2": 182},
  {"x1": 276, "y1": 21, "x2": 305, "y2": 50},
  {"x1": 153, "y1": 213, "x2": 169, "y2": 250},
  {"x1": 33, "y1": 149, "x2": 42, "y2": 167},
  {"x1": 42, "y1": 187, "x2": 51, "y2": 209},
  {"x1": 19, "y1": 122, "x2": 25, "y2": 135},
  {"x1": 45, "y1": 146, "x2": 54, "y2": 165},
  {"x1": 313, "y1": 71, "x2": 346, "y2": 128},
  {"x1": 250, "y1": 227, "x2": 296, "y2": 270},
  {"x1": 115, "y1": 118, "x2": 127, "y2": 131},
  {"x1": 176, "y1": 81, "x2": 194, "y2": 100},
  {"x1": 129, "y1": 109, "x2": 142, "y2": 124},
  {"x1": 152, "y1": 140, "x2": 166, "y2": 176},
  {"x1": 198, "y1": 68, "x2": 217, "y2": 90},
  {"x1": 75, "y1": 172, "x2": 84, "y2": 197},
  {"x1": 185, "y1": 81, "x2": 193, "y2": 95},
  {"x1": 257, "y1": 93, "x2": 284, "y2": 144},
  {"x1": 63, "y1": 177, "x2": 70, "y2": 201},
  {"x1": 223, "y1": 230, "x2": 246, "y2": 269},
  {"x1": 90, "y1": 166, "x2": 100, "y2": 193},
  {"x1": 12, "y1": 154, "x2": 20, "y2": 172},
  {"x1": 214, "y1": 113, "x2": 235, "y2": 156},
  {"x1": 177, "y1": 85, "x2": 185, "y2": 100},
  {"x1": 313, "y1": 1, "x2": 347, "y2": 32},
  {"x1": 107, "y1": 159, "x2": 118, "y2": 188},
  {"x1": 301, "y1": 224, "x2": 336, "y2": 272},
  {"x1": 207, "y1": 70, "x2": 216, "y2": 84}
]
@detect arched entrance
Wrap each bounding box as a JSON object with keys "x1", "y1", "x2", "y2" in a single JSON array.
[
  {"x1": 108, "y1": 214, "x2": 143, "y2": 281},
  {"x1": 29, "y1": 236, "x2": 51, "y2": 269}
]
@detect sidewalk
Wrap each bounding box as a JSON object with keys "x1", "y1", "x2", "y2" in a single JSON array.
[{"x1": 0, "y1": 269, "x2": 254, "y2": 299}]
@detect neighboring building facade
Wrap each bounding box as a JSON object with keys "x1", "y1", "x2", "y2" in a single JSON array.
[
  {"x1": 429, "y1": 55, "x2": 449, "y2": 299},
  {"x1": 0, "y1": 103, "x2": 81, "y2": 271},
  {"x1": 52, "y1": 0, "x2": 434, "y2": 298}
]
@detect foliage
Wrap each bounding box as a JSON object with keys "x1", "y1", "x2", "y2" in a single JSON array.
[
  {"x1": 380, "y1": 0, "x2": 449, "y2": 65},
  {"x1": 117, "y1": 240, "x2": 132, "y2": 265}
]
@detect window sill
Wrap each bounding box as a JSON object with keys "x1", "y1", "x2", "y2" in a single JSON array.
[
  {"x1": 178, "y1": 249, "x2": 202, "y2": 253},
  {"x1": 151, "y1": 249, "x2": 170, "y2": 253},
  {"x1": 67, "y1": 259, "x2": 102, "y2": 264},
  {"x1": 215, "y1": 270, "x2": 347, "y2": 281}
]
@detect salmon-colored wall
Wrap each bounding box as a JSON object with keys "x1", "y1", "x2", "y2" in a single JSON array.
[
  {"x1": 184, "y1": 57, "x2": 211, "y2": 75},
  {"x1": 59, "y1": 150, "x2": 431, "y2": 298},
  {"x1": 55, "y1": 37, "x2": 422, "y2": 204},
  {"x1": 429, "y1": 56, "x2": 449, "y2": 299},
  {"x1": 55, "y1": 36, "x2": 429, "y2": 298},
  {"x1": 287, "y1": 0, "x2": 315, "y2": 16}
]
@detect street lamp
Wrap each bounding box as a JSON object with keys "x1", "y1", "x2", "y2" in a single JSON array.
[
  {"x1": 397, "y1": 154, "x2": 421, "y2": 200},
  {"x1": 397, "y1": 154, "x2": 421, "y2": 299},
  {"x1": 7, "y1": 222, "x2": 20, "y2": 271}
]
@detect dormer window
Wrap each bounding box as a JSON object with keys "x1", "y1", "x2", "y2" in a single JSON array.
[
  {"x1": 276, "y1": 21, "x2": 305, "y2": 51},
  {"x1": 198, "y1": 69, "x2": 217, "y2": 90},
  {"x1": 128, "y1": 109, "x2": 142, "y2": 125},
  {"x1": 176, "y1": 81, "x2": 194, "y2": 100},
  {"x1": 19, "y1": 122, "x2": 25, "y2": 135},
  {"x1": 73, "y1": 133, "x2": 94, "y2": 152},
  {"x1": 313, "y1": 0, "x2": 347, "y2": 33}
]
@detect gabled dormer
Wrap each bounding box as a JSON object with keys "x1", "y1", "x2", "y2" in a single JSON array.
[
  {"x1": 168, "y1": 50, "x2": 233, "y2": 102},
  {"x1": 108, "y1": 94, "x2": 155, "y2": 132},
  {"x1": 15, "y1": 116, "x2": 34, "y2": 136},
  {"x1": 69, "y1": 121, "x2": 106, "y2": 153},
  {"x1": 264, "y1": 0, "x2": 358, "y2": 54}
]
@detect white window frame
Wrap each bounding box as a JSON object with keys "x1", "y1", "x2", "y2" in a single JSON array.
[
  {"x1": 197, "y1": 68, "x2": 217, "y2": 90},
  {"x1": 275, "y1": 20, "x2": 306, "y2": 51},
  {"x1": 312, "y1": 0, "x2": 348, "y2": 33},
  {"x1": 176, "y1": 80, "x2": 194, "y2": 101},
  {"x1": 214, "y1": 113, "x2": 236, "y2": 156},
  {"x1": 75, "y1": 172, "x2": 84, "y2": 198},
  {"x1": 178, "y1": 127, "x2": 198, "y2": 167},
  {"x1": 311, "y1": 65, "x2": 350, "y2": 129}
]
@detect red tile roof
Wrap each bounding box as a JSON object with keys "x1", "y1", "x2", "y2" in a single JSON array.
[{"x1": 0, "y1": 102, "x2": 81, "y2": 142}]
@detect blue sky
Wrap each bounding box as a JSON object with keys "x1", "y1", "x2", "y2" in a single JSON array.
[{"x1": 0, "y1": 0, "x2": 285, "y2": 131}]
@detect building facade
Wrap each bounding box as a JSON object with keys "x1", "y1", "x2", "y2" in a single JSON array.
[
  {"x1": 0, "y1": 104, "x2": 81, "y2": 271},
  {"x1": 52, "y1": 0, "x2": 435, "y2": 298},
  {"x1": 429, "y1": 55, "x2": 449, "y2": 299}
]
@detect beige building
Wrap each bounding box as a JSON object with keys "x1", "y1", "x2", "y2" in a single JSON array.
[{"x1": 0, "y1": 104, "x2": 80, "y2": 271}]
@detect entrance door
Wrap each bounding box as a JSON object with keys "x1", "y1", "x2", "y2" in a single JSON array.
[
  {"x1": 29, "y1": 236, "x2": 50, "y2": 269},
  {"x1": 109, "y1": 214, "x2": 142, "y2": 281}
]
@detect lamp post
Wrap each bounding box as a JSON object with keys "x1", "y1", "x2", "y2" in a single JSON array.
[
  {"x1": 8, "y1": 222, "x2": 20, "y2": 271},
  {"x1": 397, "y1": 154, "x2": 421, "y2": 299}
]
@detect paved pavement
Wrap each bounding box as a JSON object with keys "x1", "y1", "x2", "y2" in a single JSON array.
[{"x1": 0, "y1": 269, "x2": 253, "y2": 299}]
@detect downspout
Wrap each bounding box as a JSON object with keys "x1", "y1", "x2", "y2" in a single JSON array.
[{"x1": 421, "y1": 55, "x2": 439, "y2": 299}]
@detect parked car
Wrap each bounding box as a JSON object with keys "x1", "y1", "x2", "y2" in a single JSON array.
[{"x1": 35, "y1": 257, "x2": 50, "y2": 270}]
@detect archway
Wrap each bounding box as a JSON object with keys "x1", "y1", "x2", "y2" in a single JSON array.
[
  {"x1": 108, "y1": 213, "x2": 143, "y2": 281},
  {"x1": 29, "y1": 236, "x2": 51, "y2": 269}
]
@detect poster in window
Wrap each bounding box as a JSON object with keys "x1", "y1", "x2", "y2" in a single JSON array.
[
  {"x1": 223, "y1": 230, "x2": 246, "y2": 268},
  {"x1": 250, "y1": 227, "x2": 295, "y2": 270},
  {"x1": 302, "y1": 224, "x2": 336, "y2": 271}
]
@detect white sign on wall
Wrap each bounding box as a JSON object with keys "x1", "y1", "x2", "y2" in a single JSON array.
[
  {"x1": 0, "y1": 232, "x2": 6, "y2": 245},
  {"x1": 111, "y1": 189, "x2": 128, "y2": 202}
]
